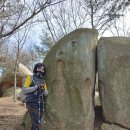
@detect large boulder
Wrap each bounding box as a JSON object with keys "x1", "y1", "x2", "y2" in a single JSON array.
[
  {"x1": 18, "y1": 63, "x2": 32, "y2": 76},
  {"x1": 43, "y1": 28, "x2": 98, "y2": 130},
  {"x1": 2, "y1": 87, "x2": 21, "y2": 97},
  {"x1": 98, "y1": 37, "x2": 130, "y2": 129},
  {"x1": 0, "y1": 63, "x2": 32, "y2": 97}
]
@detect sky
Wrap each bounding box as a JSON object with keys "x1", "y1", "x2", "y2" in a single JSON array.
[
  {"x1": 2, "y1": 0, "x2": 129, "y2": 47},
  {"x1": 30, "y1": 8, "x2": 130, "y2": 47}
]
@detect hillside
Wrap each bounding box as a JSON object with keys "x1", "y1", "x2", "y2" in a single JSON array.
[{"x1": 0, "y1": 96, "x2": 26, "y2": 130}]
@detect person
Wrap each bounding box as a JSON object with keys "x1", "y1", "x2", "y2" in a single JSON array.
[{"x1": 22, "y1": 63, "x2": 48, "y2": 130}]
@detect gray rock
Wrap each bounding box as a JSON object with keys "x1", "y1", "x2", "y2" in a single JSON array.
[
  {"x1": 101, "y1": 123, "x2": 128, "y2": 130},
  {"x1": 43, "y1": 28, "x2": 98, "y2": 130},
  {"x1": 98, "y1": 37, "x2": 130, "y2": 128}
]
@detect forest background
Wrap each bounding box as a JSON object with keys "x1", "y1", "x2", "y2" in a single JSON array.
[{"x1": 0, "y1": 0, "x2": 130, "y2": 77}]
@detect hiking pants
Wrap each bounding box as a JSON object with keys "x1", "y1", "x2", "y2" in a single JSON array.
[{"x1": 26, "y1": 102, "x2": 44, "y2": 130}]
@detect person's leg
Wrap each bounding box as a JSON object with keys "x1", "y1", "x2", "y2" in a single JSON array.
[
  {"x1": 26, "y1": 102, "x2": 40, "y2": 130},
  {"x1": 29, "y1": 109, "x2": 40, "y2": 130}
]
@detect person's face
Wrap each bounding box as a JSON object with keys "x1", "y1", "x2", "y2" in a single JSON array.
[{"x1": 36, "y1": 66, "x2": 44, "y2": 73}]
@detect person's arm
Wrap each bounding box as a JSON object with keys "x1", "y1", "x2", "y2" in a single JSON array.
[{"x1": 22, "y1": 75, "x2": 38, "y2": 94}]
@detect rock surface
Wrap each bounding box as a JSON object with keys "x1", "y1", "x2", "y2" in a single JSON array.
[
  {"x1": 98, "y1": 37, "x2": 130, "y2": 129},
  {"x1": 0, "y1": 63, "x2": 32, "y2": 97},
  {"x1": 43, "y1": 28, "x2": 98, "y2": 130},
  {"x1": 101, "y1": 123, "x2": 128, "y2": 130}
]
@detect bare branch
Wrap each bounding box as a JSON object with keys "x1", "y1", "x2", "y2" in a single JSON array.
[{"x1": 0, "y1": 0, "x2": 66, "y2": 39}]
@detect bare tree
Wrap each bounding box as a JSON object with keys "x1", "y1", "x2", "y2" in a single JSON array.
[
  {"x1": 0, "y1": 39, "x2": 8, "y2": 64},
  {"x1": 12, "y1": 26, "x2": 31, "y2": 101},
  {"x1": 33, "y1": 0, "x2": 130, "y2": 60},
  {"x1": 79, "y1": 0, "x2": 130, "y2": 35},
  {"x1": 0, "y1": 23, "x2": 37, "y2": 100},
  {"x1": 39, "y1": 0, "x2": 130, "y2": 42},
  {"x1": 108, "y1": 10, "x2": 130, "y2": 37},
  {"x1": 0, "y1": 0, "x2": 66, "y2": 40},
  {"x1": 41, "y1": 0, "x2": 89, "y2": 41}
]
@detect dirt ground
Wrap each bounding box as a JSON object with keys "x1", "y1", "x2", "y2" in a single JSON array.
[
  {"x1": 0, "y1": 96, "x2": 103, "y2": 130},
  {"x1": 0, "y1": 96, "x2": 26, "y2": 130}
]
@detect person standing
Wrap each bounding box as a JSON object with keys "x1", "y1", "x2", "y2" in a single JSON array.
[{"x1": 22, "y1": 63, "x2": 48, "y2": 130}]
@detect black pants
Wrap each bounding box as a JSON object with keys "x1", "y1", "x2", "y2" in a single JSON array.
[{"x1": 26, "y1": 102, "x2": 44, "y2": 130}]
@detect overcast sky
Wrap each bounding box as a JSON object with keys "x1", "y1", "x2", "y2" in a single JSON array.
[{"x1": 29, "y1": 8, "x2": 130, "y2": 47}]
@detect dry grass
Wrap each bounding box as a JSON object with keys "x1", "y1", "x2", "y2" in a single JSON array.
[{"x1": 0, "y1": 96, "x2": 26, "y2": 130}]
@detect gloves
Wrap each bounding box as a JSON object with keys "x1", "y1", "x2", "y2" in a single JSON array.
[
  {"x1": 44, "y1": 90, "x2": 48, "y2": 96},
  {"x1": 39, "y1": 84, "x2": 48, "y2": 96}
]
